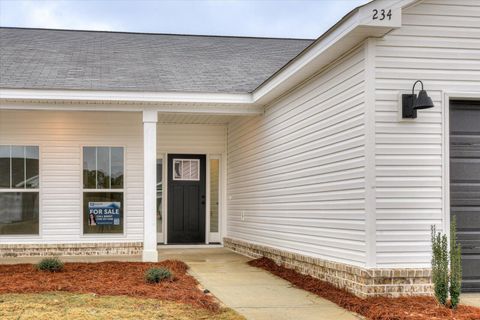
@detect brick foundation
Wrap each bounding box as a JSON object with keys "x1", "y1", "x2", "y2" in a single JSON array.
[
  {"x1": 0, "y1": 242, "x2": 143, "y2": 258},
  {"x1": 224, "y1": 237, "x2": 432, "y2": 298}
]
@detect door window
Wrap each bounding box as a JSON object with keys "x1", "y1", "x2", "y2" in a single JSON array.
[{"x1": 173, "y1": 159, "x2": 200, "y2": 181}]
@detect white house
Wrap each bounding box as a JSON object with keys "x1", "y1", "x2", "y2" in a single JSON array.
[{"x1": 1, "y1": 0, "x2": 479, "y2": 297}]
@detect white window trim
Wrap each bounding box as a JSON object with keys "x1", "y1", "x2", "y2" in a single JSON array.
[
  {"x1": 207, "y1": 154, "x2": 222, "y2": 244},
  {"x1": 160, "y1": 153, "x2": 168, "y2": 243},
  {"x1": 0, "y1": 144, "x2": 41, "y2": 237},
  {"x1": 172, "y1": 158, "x2": 200, "y2": 181},
  {"x1": 442, "y1": 92, "x2": 480, "y2": 241},
  {"x1": 80, "y1": 145, "x2": 127, "y2": 238},
  {"x1": 156, "y1": 156, "x2": 165, "y2": 244},
  {"x1": 160, "y1": 152, "x2": 225, "y2": 245}
]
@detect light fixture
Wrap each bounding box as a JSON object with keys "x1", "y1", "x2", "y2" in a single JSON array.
[{"x1": 402, "y1": 80, "x2": 434, "y2": 119}]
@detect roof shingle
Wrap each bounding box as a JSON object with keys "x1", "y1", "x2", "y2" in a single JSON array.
[{"x1": 0, "y1": 28, "x2": 313, "y2": 93}]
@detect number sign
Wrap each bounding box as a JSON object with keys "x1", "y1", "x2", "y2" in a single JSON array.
[{"x1": 372, "y1": 9, "x2": 392, "y2": 21}]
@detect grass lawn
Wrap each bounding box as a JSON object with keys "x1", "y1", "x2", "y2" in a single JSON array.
[{"x1": 0, "y1": 292, "x2": 245, "y2": 320}]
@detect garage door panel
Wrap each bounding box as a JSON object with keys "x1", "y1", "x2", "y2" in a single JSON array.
[
  {"x1": 462, "y1": 255, "x2": 480, "y2": 293},
  {"x1": 450, "y1": 190, "x2": 480, "y2": 207},
  {"x1": 450, "y1": 160, "x2": 480, "y2": 182},
  {"x1": 451, "y1": 199, "x2": 480, "y2": 208},
  {"x1": 459, "y1": 240, "x2": 480, "y2": 252},
  {"x1": 450, "y1": 106, "x2": 480, "y2": 133},
  {"x1": 450, "y1": 183, "x2": 480, "y2": 197},
  {"x1": 450, "y1": 149, "x2": 480, "y2": 159},
  {"x1": 463, "y1": 256, "x2": 480, "y2": 277},
  {"x1": 452, "y1": 208, "x2": 480, "y2": 231},
  {"x1": 450, "y1": 100, "x2": 480, "y2": 292},
  {"x1": 450, "y1": 136, "x2": 480, "y2": 159}
]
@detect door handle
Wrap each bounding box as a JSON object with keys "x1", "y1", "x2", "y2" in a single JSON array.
[{"x1": 201, "y1": 201, "x2": 205, "y2": 205}]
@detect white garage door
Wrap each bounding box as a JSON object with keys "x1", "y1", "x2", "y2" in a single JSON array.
[{"x1": 450, "y1": 100, "x2": 480, "y2": 292}]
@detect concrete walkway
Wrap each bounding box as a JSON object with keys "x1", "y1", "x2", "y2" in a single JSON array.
[
  {"x1": 461, "y1": 293, "x2": 480, "y2": 308},
  {"x1": 159, "y1": 247, "x2": 359, "y2": 320}
]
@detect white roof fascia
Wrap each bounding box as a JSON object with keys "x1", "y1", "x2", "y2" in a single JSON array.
[
  {"x1": 0, "y1": 99, "x2": 263, "y2": 115},
  {"x1": 0, "y1": 88, "x2": 253, "y2": 105},
  {"x1": 252, "y1": 0, "x2": 417, "y2": 106}
]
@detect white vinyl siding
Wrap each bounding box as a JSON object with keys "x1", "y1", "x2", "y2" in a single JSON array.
[
  {"x1": 373, "y1": 0, "x2": 480, "y2": 267},
  {"x1": 157, "y1": 124, "x2": 226, "y2": 155},
  {"x1": 227, "y1": 45, "x2": 367, "y2": 266},
  {"x1": 0, "y1": 110, "x2": 144, "y2": 243}
]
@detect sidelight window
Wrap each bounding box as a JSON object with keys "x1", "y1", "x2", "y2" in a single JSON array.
[{"x1": 209, "y1": 158, "x2": 219, "y2": 233}]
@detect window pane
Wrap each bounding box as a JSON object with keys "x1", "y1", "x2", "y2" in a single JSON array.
[
  {"x1": 11, "y1": 146, "x2": 25, "y2": 189},
  {"x1": 0, "y1": 146, "x2": 10, "y2": 188},
  {"x1": 96, "y1": 147, "x2": 110, "y2": 189},
  {"x1": 156, "y1": 159, "x2": 162, "y2": 233},
  {"x1": 210, "y1": 159, "x2": 219, "y2": 233},
  {"x1": 0, "y1": 192, "x2": 39, "y2": 235},
  {"x1": 83, "y1": 147, "x2": 96, "y2": 189},
  {"x1": 173, "y1": 160, "x2": 182, "y2": 180},
  {"x1": 25, "y1": 146, "x2": 39, "y2": 189},
  {"x1": 83, "y1": 192, "x2": 123, "y2": 234},
  {"x1": 190, "y1": 160, "x2": 199, "y2": 180},
  {"x1": 110, "y1": 147, "x2": 124, "y2": 189}
]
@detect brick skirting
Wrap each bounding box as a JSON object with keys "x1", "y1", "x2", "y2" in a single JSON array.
[
  {"x1": 0, "y1": 242, "x2": 143, "y2": 258},
  {"x1": 224, "y1": 237, "x2": 432, "y2": 298}
]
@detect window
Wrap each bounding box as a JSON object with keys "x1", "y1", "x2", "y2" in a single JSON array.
[
  {"x1": 209, "y1": 158, "x2": 219, "y2": 233},
  {"x1": 83, "y1": 147, "x2": 124, "y2": 234},
  {"x1": 0, "y1": 145, "x2": 39, "y2": 235},
  {"x1": 173, "y1": 159, "x2": 200, "y2": 181},
  {"x1": 156, "y1": 159, "x2": 163, "y2": 234}
]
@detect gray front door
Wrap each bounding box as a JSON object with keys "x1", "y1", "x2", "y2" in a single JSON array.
[{"x1": 450, "y1": 100, "x2": 480, "y2": 292}]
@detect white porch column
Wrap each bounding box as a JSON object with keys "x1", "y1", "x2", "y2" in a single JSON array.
[{"x1": 142, "y1": 110, "x2": 158, "y2": 262}]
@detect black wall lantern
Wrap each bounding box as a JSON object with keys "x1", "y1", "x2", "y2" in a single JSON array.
[{"x1": 402, "y1": 80, "x2": 434, "y2": 119}]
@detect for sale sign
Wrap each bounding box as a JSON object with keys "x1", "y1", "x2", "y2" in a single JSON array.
[{"x1": 88, "y1": 202, "x2": 121, "y2": 226}]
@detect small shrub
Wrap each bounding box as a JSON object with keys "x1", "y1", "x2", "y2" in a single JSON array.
[
  {"x1": 450, "y1": 216, "x2": 462, "y2": 309},
  {"x1": 36, "y1": 257, "x2": 64, "y2": 272},
  {"x1": 431, "y1": 225, "x2": 448, "y2": 306},
  {"x1": 431, "y1": 220, "x2": 463, "y2": 309},
  {"x1": 145, "y1": 267, "x2": 172, "y2": 283}
]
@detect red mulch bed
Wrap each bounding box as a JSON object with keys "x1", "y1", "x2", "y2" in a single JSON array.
[
  {"x1": 0, "y1": 260, "x2": 219, "y2": 312},
  {"x1": 248, "y1": 257, "x2": 480, "y2": 320}
]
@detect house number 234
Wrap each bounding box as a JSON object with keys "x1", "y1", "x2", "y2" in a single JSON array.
[{"x1": 372, "y1": 9, "x2": 392, "y2": 21}]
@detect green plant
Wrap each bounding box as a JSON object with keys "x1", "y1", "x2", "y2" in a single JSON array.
[
  {"x1": 449, "y1": 216, "x2": 462, "y2": 309},
  {"x1": 144, "y1": 267, "x2": 172, "y2": 283},
  {"x1": 431, "y1": 220, "x2": 463, "y2": 309},
  {"x1": 431, "y1": 225, "x2": 449, "y2": 306},
  {"x1": 36, "y1": 257, "x2": 64, "y2": 272}
]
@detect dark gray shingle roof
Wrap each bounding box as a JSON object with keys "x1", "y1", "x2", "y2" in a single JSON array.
[{"x1": 0, "y1": 28, "x2": 313, "y2": 93}]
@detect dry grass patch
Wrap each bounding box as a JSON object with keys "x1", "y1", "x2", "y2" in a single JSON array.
[{"x1": 0, "y1": 292, "x2": 245, "y2": 320}]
